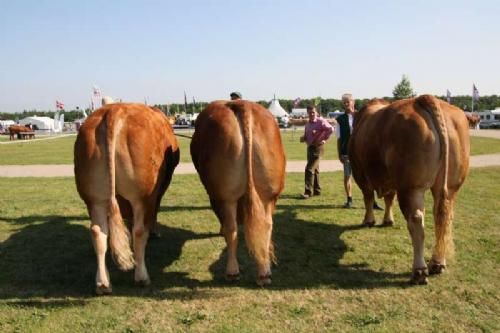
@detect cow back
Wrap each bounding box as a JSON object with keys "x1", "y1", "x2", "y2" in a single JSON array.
[
  {"x1": 74, "y1": 103, "x2": 179, "y2": 204},
  {"x1": 350, "y1": 96, "x2": 469, "y2": 195},
  {"x1": 190, "y1": 100, "x2": 286, "y2": 203}
]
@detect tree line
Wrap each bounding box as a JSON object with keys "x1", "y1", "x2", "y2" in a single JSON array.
[{"x1": 2, "y1": 75, "x2": 499, "y2": 122}]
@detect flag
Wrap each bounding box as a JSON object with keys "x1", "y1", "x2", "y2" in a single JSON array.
[
  {"x1": 56, "y1": 100, "x2": 64, "y2": 110},
  {"x1": 293, "y1": 97, "x2": 301, "y2": 108},
  {"x1": 472, "y1": 84, "x2": 480, "y2": 101},
  {"x1": 446, "y1": 89, "x2": 452, "y2": 103},
  {"x1": 93, "y1": 86, "x2": 101, "y2": 97}
]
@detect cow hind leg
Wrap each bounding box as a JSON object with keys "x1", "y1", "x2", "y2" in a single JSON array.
[
  {"x1": 399, "y1": 190, "x2": 428, "y2": 285},
  {"x1": 212, "y1": 199, "x2": 240, "y2": 281},
  {"x1": 382, "y1": 191, "x2": 396, "y2": 226},
  {"x1": 89, "y1": 203, "x2": 112, "y2": 295},
  {"x1": 131, "y1": 201, "x2": 150, "y2": 285}
]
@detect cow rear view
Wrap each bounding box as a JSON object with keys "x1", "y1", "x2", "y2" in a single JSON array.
[
  {"x1": 74, "y1": 103, "x2": 179, "y2": 294},
  {"x1": 349, "y1": 95, "x2": 470, "y2": 284},
  {"x1": 190, "y1": 100, "x2": 286, "y2": 286}
]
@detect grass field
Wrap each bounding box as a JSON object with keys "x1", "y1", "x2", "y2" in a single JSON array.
[
  {"x1": 1, "y1": 131, "x2": 500, "y2": 165},
  {"x1": 0, "y1": 168, "x2": 498, "y2": 332}
]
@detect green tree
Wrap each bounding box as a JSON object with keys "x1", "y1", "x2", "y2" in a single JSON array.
[{"x1": 392, "y1": 75, "x2": 416, "y2": 100}]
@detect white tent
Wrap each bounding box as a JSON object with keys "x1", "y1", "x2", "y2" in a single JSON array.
[
  {"x1": 19, "y1": 116, "x2": 55, "y2": 131},
  {"x1": 268, "y1": 98, "x2": 289, "y2": 118},
  {"x1": 0, "y1": 119, "x2": 15, "y2": 128}
]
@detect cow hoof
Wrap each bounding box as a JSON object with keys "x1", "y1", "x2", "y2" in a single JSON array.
[
  {"x1": 135, "y1": 278, "x2": 151, "y2": 287},
  {"x1": 362, "y1": 220, "x2": 375, "y2": 228},
  {"x1": 95, "y1": 284, "x2": 112, "y2": 295},
  {"x1": 428, "y1": 261, "x2": 446, "y2": 275},
  {"x1": 410, "y1": 268, "x2": 428, "y2": 285},
  {"x1": 256, "y1": 274, "x2": 272, "y2": 287},
  {"x1": 382, "y1": 220, "x2": 394, "y2": 227},
  {"x1": 225, "y1": 273, "x2": 240, "y2": 282}
]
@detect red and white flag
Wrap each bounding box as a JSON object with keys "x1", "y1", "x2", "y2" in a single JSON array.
[
  {"x1": 293, "y1": 97, "x2": 301, "y2": 108},
  {"x1": 56, "y1": 100, "x2": 64, "y2": 110}
]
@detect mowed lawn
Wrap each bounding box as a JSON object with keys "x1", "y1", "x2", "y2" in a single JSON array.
[
  {"x1": 1, "y1": 131, "x2": 500, "y2": 165},
  {"x1": 0, "y1": 168, "x2": 499, "y2": 332}
]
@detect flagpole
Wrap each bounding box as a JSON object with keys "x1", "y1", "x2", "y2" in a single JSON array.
[
  {"x1": 471, "y1": 89, "x2": 474, "y2": 113},
  {"x1": 472, "y1": 84, "x2": 475, "y2": 113}
]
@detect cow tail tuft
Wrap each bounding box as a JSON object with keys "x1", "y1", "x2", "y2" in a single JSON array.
[
  {"x1": 106, "y1": 113, "x2": 135, "y2": 271},
  {"x1": 418, "y1": 95, "x2": 453, "y2": 260}
]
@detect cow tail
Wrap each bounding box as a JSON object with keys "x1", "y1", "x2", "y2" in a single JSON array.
[
  {"x1": 106, "y1": 113, "x2": 135, "y2": 271},
  {"x1": 238, "y1": 106, "x2": 275, "y2": 266},
  {"x1": 418, "y1": 95, "x2": 454, "y2": 260}
]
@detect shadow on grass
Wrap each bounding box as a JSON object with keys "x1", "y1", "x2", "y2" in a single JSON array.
[
  {"x1": 206, "y1": 206, "x2": 408, "y2": 291},
  {"x1": 0, "y1": 214, "x2": 89, "y2": 225},
  {"x1": 0, "y1": 214, "x2": 216, "y2": 300},
  {"x1": 0, "y1": 205, "x2": 408, "y2": 301}
]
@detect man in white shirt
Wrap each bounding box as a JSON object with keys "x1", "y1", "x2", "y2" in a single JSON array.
[{"x1": 336, "y1": 93, "x2": 382, "y2": 210}]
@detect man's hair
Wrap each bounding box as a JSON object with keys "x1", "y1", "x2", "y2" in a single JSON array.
[
  {"x1": 230, "y1": 91, "x2": 242, "y2": 99},
  {"x1": 306, "y1": 105, "x2": 316, "y2": 112},
  {"x1": 342, "y1": 93, "x2": 353, "y2": 101}
]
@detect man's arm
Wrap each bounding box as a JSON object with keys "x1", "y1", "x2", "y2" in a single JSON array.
[{"x1": 300, "y1": 126, "x2": 307, "y2": 143}]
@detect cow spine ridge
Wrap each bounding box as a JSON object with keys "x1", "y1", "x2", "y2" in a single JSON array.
[
  {"x1": 417, "y1": 95, "x2": 453, "y2": 258},
  {"x1": 106, "y1": 111, "x2": 135, "y2": 271}
]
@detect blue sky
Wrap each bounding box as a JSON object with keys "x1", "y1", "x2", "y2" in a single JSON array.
[{"x1": 0, "y1": 0, "x2": 498, "y2": 112}]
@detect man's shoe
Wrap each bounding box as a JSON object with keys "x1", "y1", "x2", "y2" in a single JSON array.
[
  {"x1": 373, "y1": 202, "x2": 384, "y2": 211},
  {"x1": 343, "y1": 201, "x2": 352, "y2": 208},
  {"x1": 313, "y1": 191, "x2": 321, "y2": 196},
  {"x1": 301, "y1": 193, "x2": 311, "y2": 199}
]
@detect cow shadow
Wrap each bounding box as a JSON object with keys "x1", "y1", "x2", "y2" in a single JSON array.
[
  {"x1": 206, "y1": 205, "x2": 408, "y2": 290},
  {"x1": 0, "y1": 214, "x2": 217, "y2": 300},
  {"x1": 0, "y1": 204, "x2": 408, "y2": 300}
]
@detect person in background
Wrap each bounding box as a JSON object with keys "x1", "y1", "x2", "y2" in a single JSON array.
[
  {"x1": 230, "y1": 91, "x2": 242, "y2": 100},
  {"x1": 336, "y1": 93, "x2": 383, "y2": 210},
  {"x1": 300, "y1": 105, "x2": 333, "y2": 199}
]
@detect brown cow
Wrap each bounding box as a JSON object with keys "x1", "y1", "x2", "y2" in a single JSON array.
[
  {"x1": 349, "y1": 95, "x2": 470, "y2": 284},
  {"x1": 74, "y1": 103, "x2": 179, "y2": 294},
  {"x1": 190, "y1": 100, "x2": 286, "y2": 286},
  {"x1": 8, "y1": 124, "x2": 33, "y2": 140}
]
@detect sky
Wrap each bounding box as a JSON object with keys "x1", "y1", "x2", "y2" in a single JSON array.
[{"x1": 0, "y1": 0, "x2": 499, "y2": 113}]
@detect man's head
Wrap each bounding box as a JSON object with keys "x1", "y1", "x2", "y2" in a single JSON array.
[
  {"x1": 230, "y1": 91, "x2": 242, "y2": 100},
  {"x1": 307, "y1": 105, "x2": 318, "y2": 122},
  {"x1": 341, "y1": 93, "x2": 355, "y2": 114}
]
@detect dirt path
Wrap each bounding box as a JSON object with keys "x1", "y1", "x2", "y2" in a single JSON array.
[
  {"x1": 0, "y1": 129, "x2": 499, "y2": 177},
  {"x1": 1, "y1": 154, "x2": 499, "y2": 178}
]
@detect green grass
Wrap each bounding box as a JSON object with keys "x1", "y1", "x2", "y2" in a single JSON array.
[
  {"x1": 0, "y1": 168, "x2": 499, "y2": 332},
  {"x1": 1, "y1": 131, "x2": 500, "y2": 165},
  {"x1": 0, "y1": 135, "x2": 77, "y2": 164}
]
